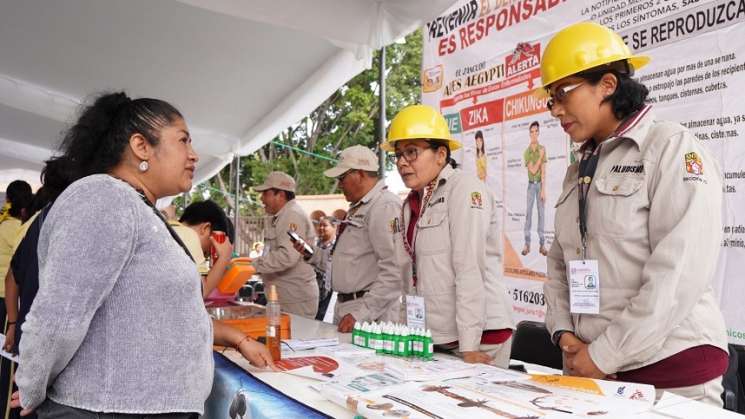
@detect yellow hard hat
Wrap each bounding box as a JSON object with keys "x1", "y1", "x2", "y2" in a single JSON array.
[
  {"x1": 382, "y1": 104, "x2": 462, "y2": 152},
  {"x1": 540, "y1": 22, "x2": 650, "y2": 89}
]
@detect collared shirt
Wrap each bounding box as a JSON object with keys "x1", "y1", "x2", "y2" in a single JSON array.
[
  {"x1": 309, "y1": 180, "x2": 405, "y2": 323},
  {"x1": 254, "y1": 200, "x2": 317, "y2": 305},
  {"x1": 545, "y1": 106, "x2": 728, "y2": 376},
  {"x1": 401, "y1": 165, "x2": 514, "y2": 352},
  {"x1": 312, "y1": 238, "x2": 335, "y2": 293}
]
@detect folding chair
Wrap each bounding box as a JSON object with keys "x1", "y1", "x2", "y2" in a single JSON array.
[{"x1": 510, "y1": 320, "x2": 563, "y2": 371}]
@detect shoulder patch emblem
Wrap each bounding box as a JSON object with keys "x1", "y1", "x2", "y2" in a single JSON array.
[
  {"x1": 685, "y1": 152, "x2": 703, "y2": 176},
  {"x1": 389, "y1": 218, "x2": 401, "y2": 234},
  {"x1": 288, "y1": 223, "x2": 298, "y2": 232},
  {"x1": 470, "y1": 191, "x2": 483, "y2": 209}
]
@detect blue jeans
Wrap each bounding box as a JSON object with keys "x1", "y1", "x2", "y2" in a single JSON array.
[{"x1": 524, "y1": 181, "x2": 545, "y2": 247}]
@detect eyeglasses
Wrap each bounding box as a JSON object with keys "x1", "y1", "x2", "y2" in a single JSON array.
[
  {"x1": 336, "y1": 170, "x2": 353, "y2": 182},
  {"x1": 546, "y1": 82, "x2": 584, "y2": 111},
  {"x1": 390, "y1": 146, "x2": 429, "y2": 164}
]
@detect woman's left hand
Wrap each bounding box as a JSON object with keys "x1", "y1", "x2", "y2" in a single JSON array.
[
  {"x1": 9, "y1": 391, "x2": 33, "y2": 416},
  {"x1": 562, "y1": 342, "x2": 606, "y2": 378},
  {"x1": 236, "y1": 338, "x2": 279, "y2": 371}
]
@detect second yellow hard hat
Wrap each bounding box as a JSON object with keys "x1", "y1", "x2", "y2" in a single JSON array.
[
  {"x1": 540, "y1": 22, "x2": 650, "y2": 89},
  {"x1": 382, "y1": 104, "x2": 462, "y2": 152}
]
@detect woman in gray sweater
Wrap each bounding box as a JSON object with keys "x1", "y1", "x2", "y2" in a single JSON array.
[{"x1": 12, "y1": 92, "x2": 274, "y2": 417}]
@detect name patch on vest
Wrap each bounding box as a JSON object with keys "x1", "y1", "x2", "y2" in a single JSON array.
[{"x1": 610, "y1": 164, "x2": 644, "y2": 174}]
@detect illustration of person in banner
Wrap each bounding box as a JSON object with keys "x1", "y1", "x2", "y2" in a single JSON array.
[
  {"x1": 541, "y1": 22, "x2": 728, "y2": 407},
  {"x1": 521, "y1": 121, "x2": 547, "y2": 256},
  {"x1": 474, "y1": 130, "x2": 487, "y2": 182}
]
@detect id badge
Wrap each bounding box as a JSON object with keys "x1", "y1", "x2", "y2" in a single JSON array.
[
  {"x1": 568, "y1": 260, "x2": 600, "y2": 314},
  {"x1": 405, "y1": 295, "x2": 426, "y2": 330}
]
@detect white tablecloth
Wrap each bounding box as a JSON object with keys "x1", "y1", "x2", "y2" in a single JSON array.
[{"x1": 222, "y1": 315, "x2": 742, "y2": 419}]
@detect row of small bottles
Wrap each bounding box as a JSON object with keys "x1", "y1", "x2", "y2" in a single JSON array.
[{"x1": 352, "y1": 321, "x2": 433, "y2": 360}]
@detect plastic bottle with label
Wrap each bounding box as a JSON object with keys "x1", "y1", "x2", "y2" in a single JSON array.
[
  {"x1": 265, "y1": 284, "x2": 281, "y2": 361},
  {"x1": 400, "y1": 326, "x2": 410, "y2": 357},
  {"x1": 361, "y1": 322, "x2": 370, "y2": 348},
  {"x1": 423, "y1": 329, "x2": 433, "y2": 360},
  {"x1": 374, "y1": 323, "x2": 384, "y2": 353},
  {"x1": 352, "y1": 321, "x2": 362, "y2": 346}
]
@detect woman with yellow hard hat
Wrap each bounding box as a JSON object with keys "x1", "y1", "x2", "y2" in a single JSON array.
[
  {"x1": 383, "y1": 104, "x2": 514, "y2": 367},
  {"x1": 541, "y1": 22, "x2": 728, "y2": 405}
]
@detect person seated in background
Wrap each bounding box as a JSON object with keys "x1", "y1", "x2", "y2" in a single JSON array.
[
  {"x1": 0, "y1": 180, "x2": 33, "y2": 293},
  {"x1": 12, "y1": 91, "x2": 274, "y2": 418},
  {"x1": 310, "y1": 216, "x2": 336, "y2": 321},
  {"x1": 309, "y1": 209, "x2": 326, "y2": 238},
  {"x1": 178, "y1": 200, "x2": 234, "y2": 297},
  {"x1": 0, "y1": 179, "x2": 33, "y2": 412},
  {"x1": 249, "y1": 241, "x2": 264, "y2": 259}
]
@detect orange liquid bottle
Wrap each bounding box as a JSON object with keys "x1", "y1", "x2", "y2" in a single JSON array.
[{"x1": 265, "y1": 284, "x2": 281, "y2": 361}]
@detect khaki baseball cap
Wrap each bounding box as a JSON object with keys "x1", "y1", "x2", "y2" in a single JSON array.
[
  {"x1": 324, "y1": 145, "x2": 379, "y2": 178},
  {"x1": 254, "y1": 171, "x2": 296, "y2": 192}
]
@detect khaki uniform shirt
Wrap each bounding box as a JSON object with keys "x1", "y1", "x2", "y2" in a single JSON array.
[
  {"x1": 401, "y1": 165, "x2": 514, "y2": 352},
  {"x1": 254, "y1": 200, "x2": 318, "y2": 306},
  {"x1": 545, "y1": 106, "x2": 728, "y2": 374},
  {"x1": 309, "y1": 181, "x2": 406, "y2": 323}
]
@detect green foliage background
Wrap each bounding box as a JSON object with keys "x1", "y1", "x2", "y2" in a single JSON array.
[{"x1": 175, "y1": 30, "x2": 422, "y2": 217}]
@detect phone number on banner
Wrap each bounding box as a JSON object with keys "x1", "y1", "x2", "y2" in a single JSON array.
[{"x1": 510, "y1": 289, "x2": 546, "y2": 306}]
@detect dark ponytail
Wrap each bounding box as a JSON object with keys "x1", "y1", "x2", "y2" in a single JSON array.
[
  {"x1": 6, "y1": 180, "x2": 33, "y2": 220},
  {"x1": 577, "y1": 61, "x2": 649, "y2": 121},
  {"x1": 45, "y1": 91, "x2": 183, "y2": 186},
  {"x1": 427, "y1": 140, "x2": 459, "y2": 169}
]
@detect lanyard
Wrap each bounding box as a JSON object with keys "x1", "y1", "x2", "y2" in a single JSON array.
[
  {"x1": 577, "y1": 142, "x2": 601, "y2": 259},
  {"x1": 401, "y1": 179, "x2": 437, "y2": 287},
  {"x1": 112, "y1": 176, "x2": 195, "y2": 263}
]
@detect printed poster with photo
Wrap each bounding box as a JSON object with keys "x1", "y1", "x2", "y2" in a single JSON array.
[{"x1": 421, "y1": 0, "x2": 745, "y2": 342}]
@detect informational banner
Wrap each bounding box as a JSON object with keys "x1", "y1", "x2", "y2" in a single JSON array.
[
  {"x1": 422, "y1": 0, "x2": 745, "y2": 344},
  {"x1": 205, "y1": 352, "x2": 332, "y2": 419}
]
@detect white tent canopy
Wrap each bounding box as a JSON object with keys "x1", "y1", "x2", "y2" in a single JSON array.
[{"x1": 0, "y1": 0, "x2": 454, "y2": 188}]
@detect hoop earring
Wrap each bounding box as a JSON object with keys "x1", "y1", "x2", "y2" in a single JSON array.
[{"x1": 138, "y1": 160, "x2": 149, "y2": 172}]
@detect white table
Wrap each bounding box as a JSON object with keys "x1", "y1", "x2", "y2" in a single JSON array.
[{"x1": 223, "y1": 315, "x2": 742, "y2": 419}]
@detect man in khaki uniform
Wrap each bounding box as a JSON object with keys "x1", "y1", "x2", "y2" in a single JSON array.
[
  {"x1": 253, "y1": 171, "x2": 318, "y2": 317},
  {"x1": 301, "y1": 146, "x2": 406, "y2": 332}
]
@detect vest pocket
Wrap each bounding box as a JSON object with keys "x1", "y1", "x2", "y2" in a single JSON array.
[{"x1": 592, "y1": 176, "x2": 645, "y2": 237}]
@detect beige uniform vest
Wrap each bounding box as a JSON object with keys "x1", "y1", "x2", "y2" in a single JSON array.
[
  {"x1": 544, "y1": 107, "x2": 728, "y2": 374},
  {"x1": 401, "y1": 165, "x2": 514, "y2": 352}
]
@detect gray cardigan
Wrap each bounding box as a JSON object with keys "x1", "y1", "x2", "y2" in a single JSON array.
[{"x1": 17, "y1": 175, "x2": 213, "y2": 414}]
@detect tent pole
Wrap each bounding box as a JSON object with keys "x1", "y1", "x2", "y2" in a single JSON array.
[
  {"x1": 378, "y1": 46, "x2": 386, "y2": 178},
  {"x1": 233, "y1": 154, "x2": 241, "y2": 252}
]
